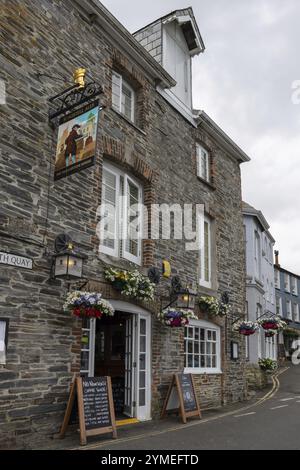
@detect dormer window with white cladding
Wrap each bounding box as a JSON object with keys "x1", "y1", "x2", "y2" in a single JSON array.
[
  {"x1": 163, "y1": 21, "x2": 192, "y2": 109},
  {"x1": 133, "y1": 8, "x2": 205, "y2": 123}
]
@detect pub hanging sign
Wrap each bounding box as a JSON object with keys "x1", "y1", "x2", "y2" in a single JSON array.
[{"x1": 49, "y1": 68, "x2": 103, "y2": 181}]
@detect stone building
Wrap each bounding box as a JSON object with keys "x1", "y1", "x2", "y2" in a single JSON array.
[{"x1": 0, "y1": 0, "x2": 249, "y2": 449}]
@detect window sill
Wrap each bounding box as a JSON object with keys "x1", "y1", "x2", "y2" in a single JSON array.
[
  {"x1": 184, "y1": 368, "x2": 223, "y2": 376},
  {"x1": 110, "y1": 107, "x2": 146, "y2": 136},
  {"x1": 98, "y1": 252, "x2": 142, "y2": 269},
  {"x1": 196, "y1": 176, "x2": 216, "y2": 191}
]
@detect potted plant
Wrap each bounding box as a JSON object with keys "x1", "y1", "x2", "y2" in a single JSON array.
[
  {"x1": 233, "y1": 320, "x2": 259, "y2": 336},
  {"x1": 198, "y1": 296, "x2": 230, "y2": 317},
  {"x1": 158, "y1": 308, "x2": 197, "y2": 328},
  {"x1": 104, "y1": 267, "x2": 155, "y2": 301},
  {"x1": 64, "y1": 291, "x2": 115, "y2": 319},
  {"x1": 258, "y1": 358, "x2": 278, "y2": 372}
]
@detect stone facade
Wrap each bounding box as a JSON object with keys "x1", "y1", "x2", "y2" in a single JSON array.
[{"x1": 0, "y1": 0, "x2": 247, "y2": 449}]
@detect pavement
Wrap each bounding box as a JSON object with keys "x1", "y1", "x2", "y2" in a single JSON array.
[{"x1": 37, "y1": 364, "x2": 300, "y2": 450}]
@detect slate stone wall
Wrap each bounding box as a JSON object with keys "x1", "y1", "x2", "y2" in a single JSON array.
[{"x1": 0, "y1": 0, "x2": 246, "y2": 448}]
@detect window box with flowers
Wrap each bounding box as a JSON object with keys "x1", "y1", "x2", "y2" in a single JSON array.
[
  {"x1": 104, "y1": 267, "x2": 155, "y2": 302},
  {"x1": 158, "y1": 308, "x2": 197, "y2": 328},
  {"x1": 64, "y1": 292, "x2": 115, "y2": 319},
  {"x1": 198, "y1": 296, "x2": 230, "y2": 317},
  {"x1": 233, "y1": 320, "x2": 259, "y2": 336}
]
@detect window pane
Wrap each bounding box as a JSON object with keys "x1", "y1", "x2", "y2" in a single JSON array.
[
  {"x1": 139, "y1": 389, "x2": 146, "y2": 407},
  {"x1": 204, "y1": 222, "x2": 210, "y2": 282},
  {"x1": 112, "y1": 72, "x2": 121, "y2": 111},
  {"x1": 122, "y1": 81, "x2": 134, "y2": 121}
]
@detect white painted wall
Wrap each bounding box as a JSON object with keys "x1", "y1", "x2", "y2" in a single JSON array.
[{"x1": 244, "y1": 214, "x2": 276, "y2": 363}]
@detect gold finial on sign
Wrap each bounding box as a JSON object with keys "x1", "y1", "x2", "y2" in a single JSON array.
[{"x1": 74, "y1": 68, "x2": 86, "y2": 89}]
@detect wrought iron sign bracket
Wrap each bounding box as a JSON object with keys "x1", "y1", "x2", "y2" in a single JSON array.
[{"x1": 49, "y1": 80, "x2": 104, "y2": 122}]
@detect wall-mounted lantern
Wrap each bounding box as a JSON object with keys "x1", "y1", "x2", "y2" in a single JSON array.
[
  {"x1": 161, "y1": 276, "x2": 197, "y2": 311},
  {"x1": 52, "y1": 234, "x2": 86, "y2": 280},
  {"x1": 176, "y1": 287, "x2": 197, "y2": 310}
]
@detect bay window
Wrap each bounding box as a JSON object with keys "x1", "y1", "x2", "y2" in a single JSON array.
[
  {"x1": 184, "y1": 320, "x2": 221, "y2": 374},
  {"x1": 99, "y1": 163, "x2": 143, "y2": 265}
]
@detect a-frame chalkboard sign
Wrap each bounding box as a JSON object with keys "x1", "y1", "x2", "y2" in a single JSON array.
[
  {"x1": 161, "y1": 373, "x2": 202, "y2": 424},
  {"x1": 60, "y1": 376, "x2": 117, "y2": 446}
]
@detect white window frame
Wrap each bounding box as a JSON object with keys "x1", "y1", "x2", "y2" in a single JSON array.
[
  {"x1": 100, "y1": 162, "x2": 143, "y2": 265},
  {"x1": 274, "y1": 269, "x2": 280, "y2": 289},
  {"x1": 184, "y1": 319, "x2": 221, "y2": 375},
  {"x1": 199, "y1": 215, "x2": 212, "y2": 289},
  {"x1": 293, "y1": 303, "x2": 299, "y2": 323},
  {"x1": 284, "y1": 273, "x2": 290, "y2": 292},
  {"x1": 100, "y1": 165, "x2": 120, "y2": 259},
  {"x1": 291, "y1": 277, "x2": 298, "y2": 296},
  {"x1": 286, "y1": 300, "x2": 292, "y2": 320},
  {"x1": 112, "y1": 71, "x2": 135, "y2": 122},
  {"x1": 122, "y1": 174, "x2": 143, "y2": 264},
  {"x1": 196, "y1": 144, "x2": 210, "y2": 183},
  {"x1": 254, "y1": 231, "x2": 261, "y2": 281},
  {"x1": 276, "y1": 296, "x2": 282, "y2": 316}
]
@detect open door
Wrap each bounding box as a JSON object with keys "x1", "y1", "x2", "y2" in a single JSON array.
[
  {"x1": 124, "y1": 315, "x2": 135, "y2": 417},
  {"x1": 136, "y1": 314, "x2": 151, "y2": 421}
]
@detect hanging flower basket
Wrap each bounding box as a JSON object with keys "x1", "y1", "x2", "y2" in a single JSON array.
[
  {"x1": 64, "y1": 291, "x2": 115, "y2": 319},
  {"x1": 258, "y1": 316, "x2": 286, "y2": 332},
  {"x1": 233, "y1": 320, "x2": 259, "y2": 336},
  {"x1": 158, "y1": 308, "x2": 197, "y2": 328},
  {"x1": 104, "y1": 267, "x2": 155, "y2": 301},
  {"x1": 199, "y1": 296, "x2": 230, "y2": 317}
]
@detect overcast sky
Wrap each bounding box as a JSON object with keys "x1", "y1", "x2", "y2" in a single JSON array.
[{"x1": 102, "y1": 0, "x2": 300, "y2": 273}]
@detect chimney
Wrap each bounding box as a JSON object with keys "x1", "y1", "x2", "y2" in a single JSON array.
[{"x1": 274, "y1": 250, "x2": 280, "y2": 266}]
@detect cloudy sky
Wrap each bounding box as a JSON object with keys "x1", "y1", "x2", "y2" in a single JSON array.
[{"x1": 103, "y1": 0, "x2": 300, "y2": 272}]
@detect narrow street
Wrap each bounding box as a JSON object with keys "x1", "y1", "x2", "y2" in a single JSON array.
[{"x1": 81, "y1": 366, "x2": 300, "y2": 451}]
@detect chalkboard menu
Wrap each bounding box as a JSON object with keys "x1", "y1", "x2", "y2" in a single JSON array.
[
  {"x1": 82, "y1": 377, "x2": 111, "y2": 430},
  {"x1": 60, "y1": 376, "x2": 117, "y2": 446},
  {"x1": 178, "y1": 374, "x2": 198, "y2": 413},
  {"x1": 161, "y1": 373, "x2": 202, "y2": 424}
]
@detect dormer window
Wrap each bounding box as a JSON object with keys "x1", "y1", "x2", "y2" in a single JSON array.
[
  {"x1": 196, "y1": 144, "x2": 210, "y2": 182},
  {"x1": 163, "y1": 21, "x2": 192, "y2": 108},
  {"x1": 112, "y1": 71, "x2": 135, "y2": 122}
]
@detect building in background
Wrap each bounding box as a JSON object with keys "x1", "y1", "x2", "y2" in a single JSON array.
[
  {"x1": 243, "y1": 203, "x2": 277, "y2": 369},
  {"x1": 274, "y1": 252, "x2": 300, "y2": 360}
]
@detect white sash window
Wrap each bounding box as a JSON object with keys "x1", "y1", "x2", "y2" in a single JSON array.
[
  {"x1": 99, "y1": 163, "x2": 143, "y2": 265},
  {"x1": 196, "y1": 144, "x2": 210, "y2": 182},
  {"x1": 112, "y1": 71, "x2": 135, "y2": 123},
  {"x1": 199, "y1": 215, "x2": 212, "y2": 288}
]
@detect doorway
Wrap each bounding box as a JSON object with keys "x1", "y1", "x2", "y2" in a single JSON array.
[{"x1": 80, "y1": 306, "x2": 151, "y2": 422}]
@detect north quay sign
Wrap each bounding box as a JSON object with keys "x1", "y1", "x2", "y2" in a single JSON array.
[{"x1": 0, "y1": 252, "x2": 33, "y2": 270}]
